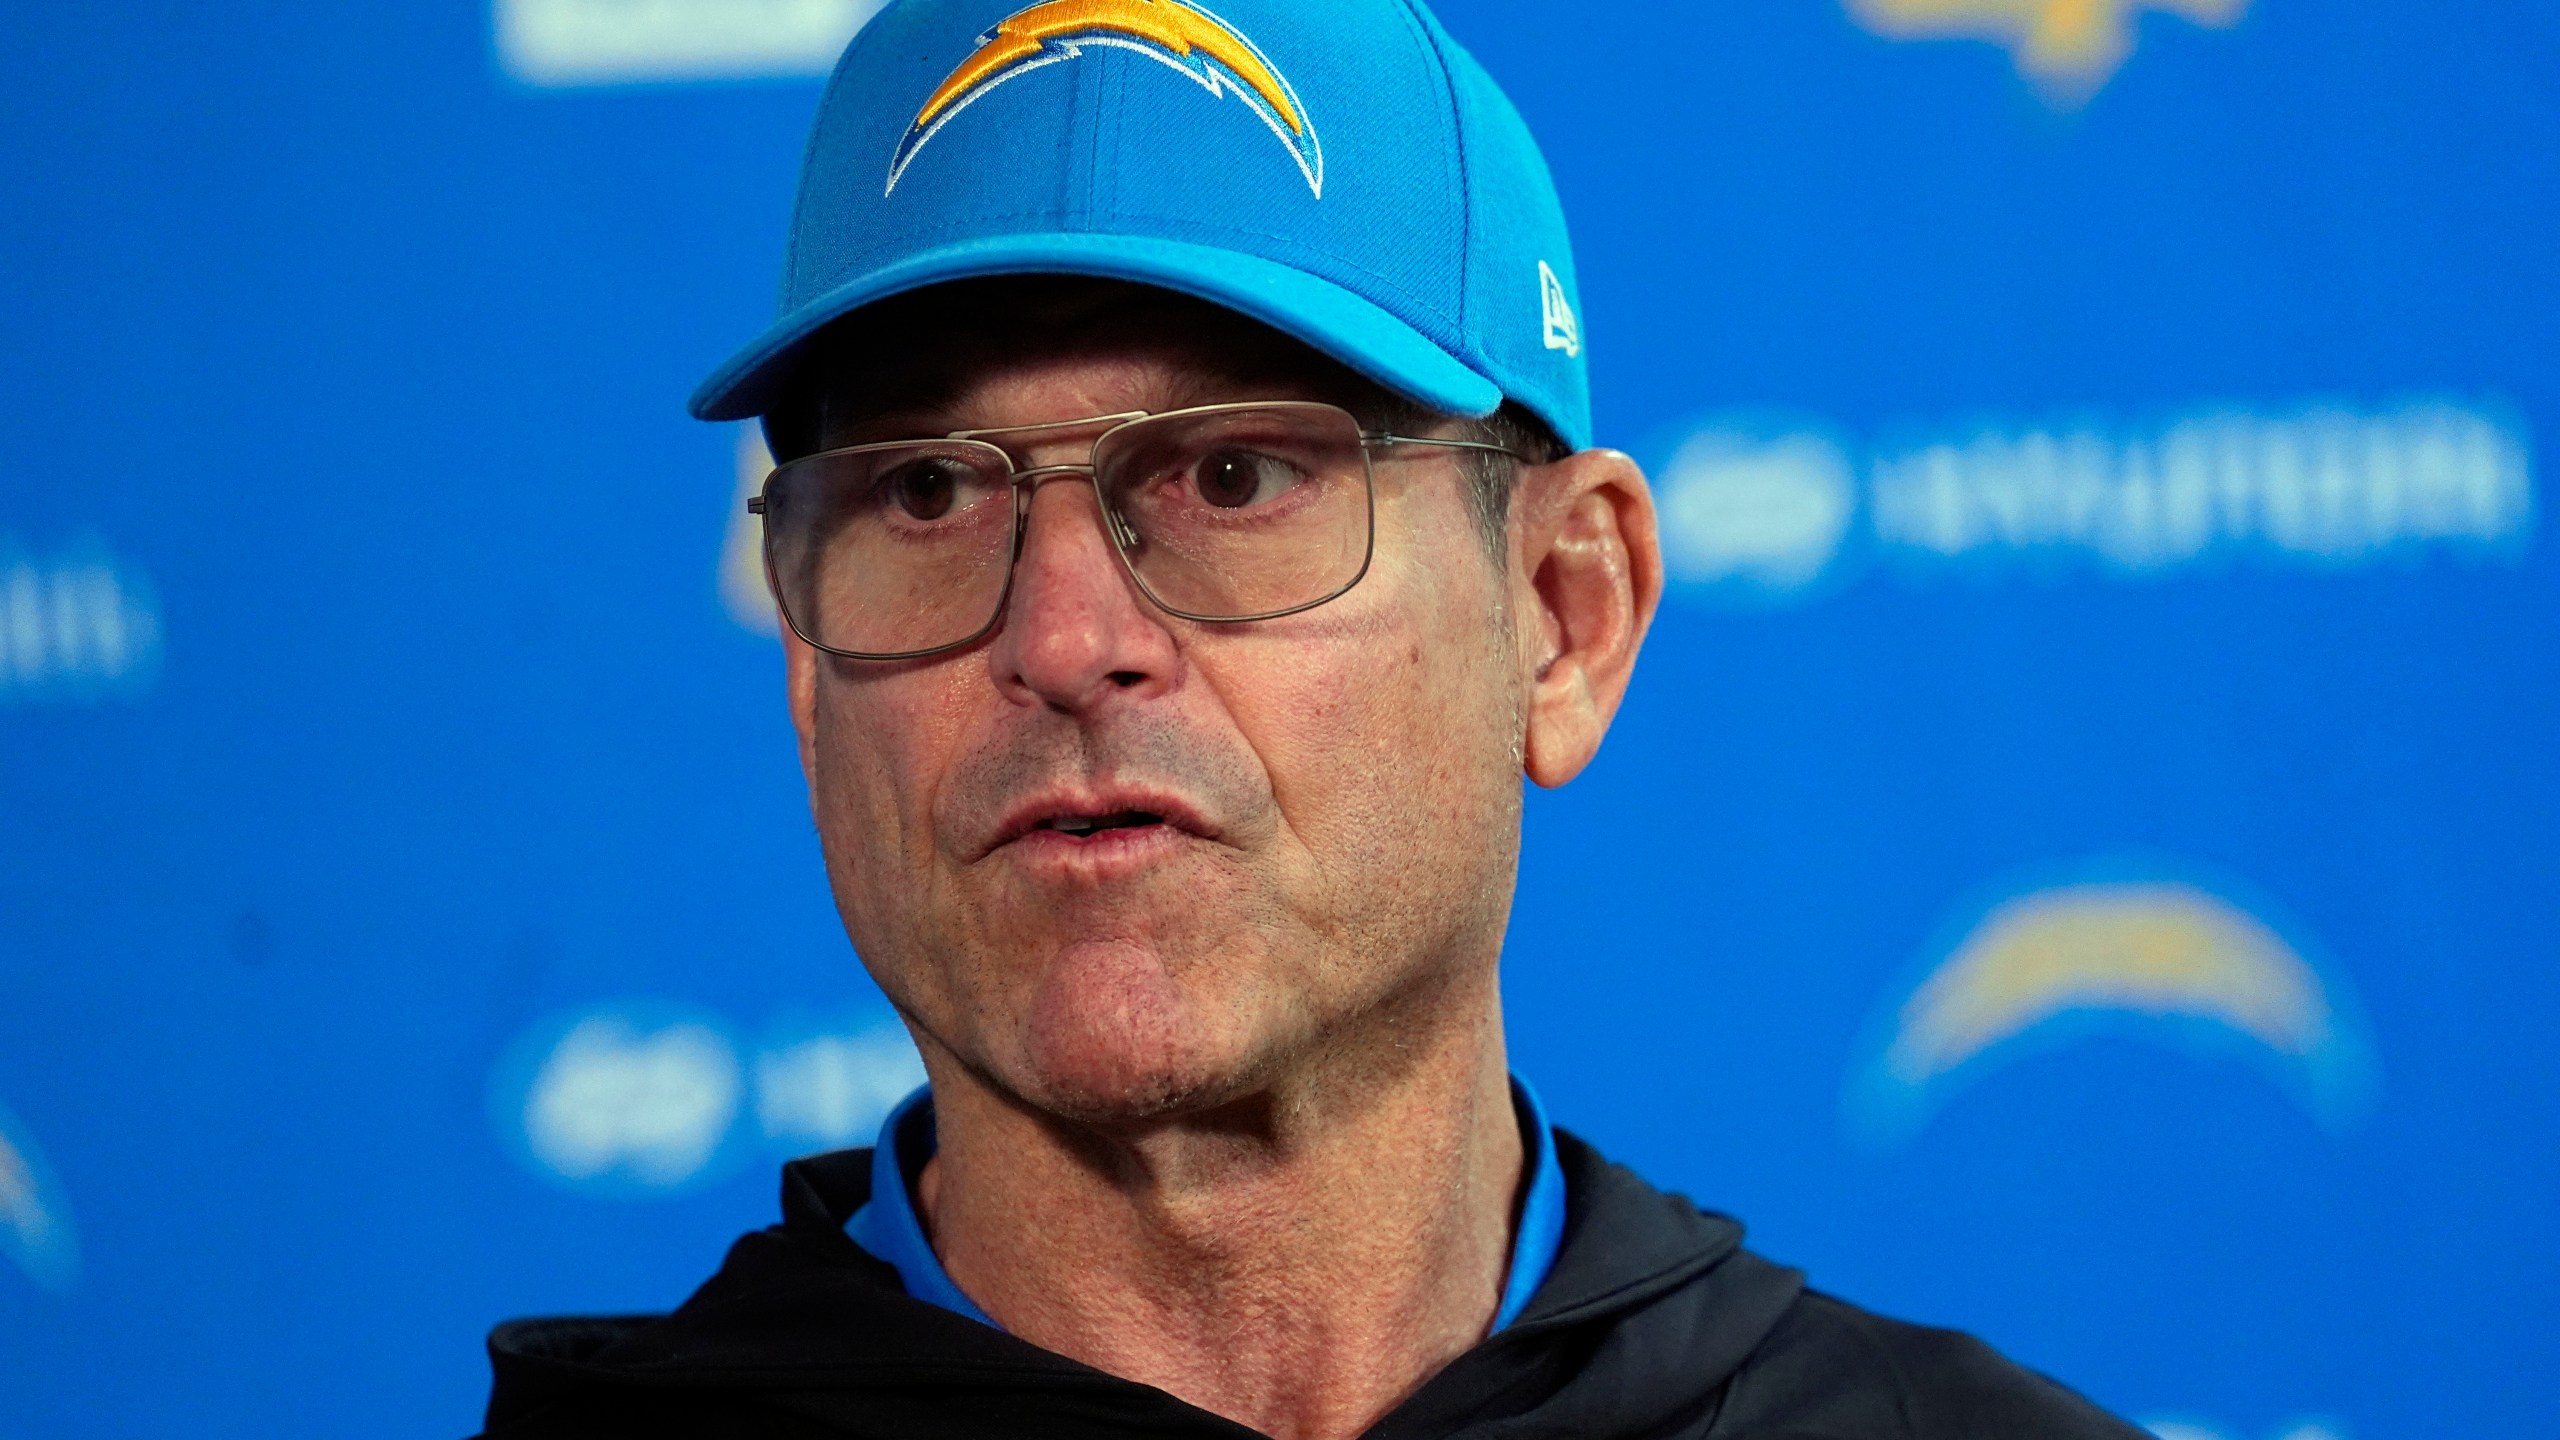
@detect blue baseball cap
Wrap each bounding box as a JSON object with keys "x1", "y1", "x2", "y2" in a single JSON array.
[{"x1": 688, "y1": 0, "x2": 1592, "y2": 451}]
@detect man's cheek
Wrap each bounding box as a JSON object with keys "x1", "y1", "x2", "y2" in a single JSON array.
[
  {"x1": 814, "y1": 694, "x2": 946, "y2": 938},
  {"x1": 1272, "y1": 657, "x2": 1460, "y2": 864}
]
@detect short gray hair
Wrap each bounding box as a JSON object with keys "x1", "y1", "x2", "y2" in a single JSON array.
[{"x1": 1373, "y1": 398, "x2": 1567, "y2": 560}]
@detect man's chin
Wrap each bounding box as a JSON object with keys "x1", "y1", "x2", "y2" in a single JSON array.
[{"x1": 1006, "y1": 938, "x2": 1267, "y2": 1126}]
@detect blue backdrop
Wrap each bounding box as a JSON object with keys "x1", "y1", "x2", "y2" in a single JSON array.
[{"x1": 2, "y1": 3, "x2": 2551, "y2": 1438}]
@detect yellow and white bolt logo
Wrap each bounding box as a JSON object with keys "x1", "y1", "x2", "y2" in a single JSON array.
[
  {"x1": 1847, "y1": 0, "x2": 2249, "y2": 103},
  {"x1": 889, "y1": 0, "x2": 1322, "y2": 196}
]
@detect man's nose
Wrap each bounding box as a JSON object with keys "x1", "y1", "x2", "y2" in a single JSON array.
[{"x1": 987, "y1": 475, "x2": 1178, "y2": 710}]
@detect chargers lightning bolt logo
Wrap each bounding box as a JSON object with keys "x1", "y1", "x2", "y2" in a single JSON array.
[
  {"x1": 1847, "y1": 0, "x2": 2248, "y2": 104},
  {"x1": 888, "y1": 0, "x2": 1322, "y2": 197}
]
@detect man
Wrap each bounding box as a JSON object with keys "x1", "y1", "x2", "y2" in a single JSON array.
[{"x1": 482, "y1": 1, "x2": 2147, "y2": 1436}]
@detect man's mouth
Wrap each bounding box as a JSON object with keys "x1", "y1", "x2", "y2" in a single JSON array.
[
  {"x1": 1037, "y1": 810, "x2": 1164, "y2": 838},
  {"x1": 978, "y1": 788, "x2": 1217, "y2": 859}
]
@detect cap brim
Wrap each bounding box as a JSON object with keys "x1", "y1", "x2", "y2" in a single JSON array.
[{"x1": 687, "y1": 232, "x2": 1504, "y2": 423}]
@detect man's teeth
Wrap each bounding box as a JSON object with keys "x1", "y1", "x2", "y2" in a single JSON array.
[{"x1": 1043, "y1": 811, "x2": 1159, "y2": 836}]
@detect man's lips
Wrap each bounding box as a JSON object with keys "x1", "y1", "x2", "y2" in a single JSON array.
[{"x1": 981, "y1": 787, "x2": 1219, "y2": 858}]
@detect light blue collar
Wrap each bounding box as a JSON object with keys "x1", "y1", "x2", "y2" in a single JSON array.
[
  {"x1": 846, "y1": 1076, "x2": 1568, "y2": 1334},
  {"x1": 845, "y1": 1086, "x2": 998, "y2": 1328}
]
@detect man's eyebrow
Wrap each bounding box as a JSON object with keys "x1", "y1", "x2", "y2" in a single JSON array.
[
  {"x1": 809, "y1": 351, "x2": 1375, "y2": 450},
  {"x1": 838, "y1": 410, "x2": 966, "y2": 442},
  {"x1": 817, "y1": 384, "x2": 969, "y2": 446}
]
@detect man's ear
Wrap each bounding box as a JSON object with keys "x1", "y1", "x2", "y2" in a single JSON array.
[
  {"x1": 1510, "y1": 447, "x2": 1662, "y2": 788},
  {"x1": 783, "y1": 627, "x2": 823, "y2": 792}
]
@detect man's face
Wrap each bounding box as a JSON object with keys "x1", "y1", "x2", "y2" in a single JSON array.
[{"x1": 785, "y1": 309, "x2": 1538, "y2": 1127}]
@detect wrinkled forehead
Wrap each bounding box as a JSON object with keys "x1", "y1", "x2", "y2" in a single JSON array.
[{"x1": 778, "y1": 276, "x2": 1416, "y2": 452}]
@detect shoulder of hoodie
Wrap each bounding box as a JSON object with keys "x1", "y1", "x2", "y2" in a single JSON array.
[{"x1": 1718, "y1": 1288, "x2": 2153, "y2": 1440}]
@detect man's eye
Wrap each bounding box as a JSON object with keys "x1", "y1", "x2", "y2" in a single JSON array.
[
  {"x1": 1192, "y1": 448, "x2": 1301, "y2": 509},
  {"x1": 882, "y1": 459, "x2": 963, "y2": 520}
]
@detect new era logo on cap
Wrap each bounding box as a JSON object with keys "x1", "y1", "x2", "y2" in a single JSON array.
[{"x1": 1539, "y1": 260, "x2": 1579, "y2": 358}]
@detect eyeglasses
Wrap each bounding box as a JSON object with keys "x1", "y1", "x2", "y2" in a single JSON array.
[{"x1": 749, "y1": 401, "x2": 1522, "y2": 661}]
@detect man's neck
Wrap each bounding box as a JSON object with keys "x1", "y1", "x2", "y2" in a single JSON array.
[{"x1": 915, "y1": 1002, "x2": 1525, "y2": 1440}]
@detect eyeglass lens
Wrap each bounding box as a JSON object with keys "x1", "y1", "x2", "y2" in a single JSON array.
[{"x1": 759, "y1": 403, "x2": 1374, "y2": 659}]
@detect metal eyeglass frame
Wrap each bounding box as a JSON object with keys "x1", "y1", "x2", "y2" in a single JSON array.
[{"x1": 747, "y1": 400, "x2": 1527, "y2": 662}]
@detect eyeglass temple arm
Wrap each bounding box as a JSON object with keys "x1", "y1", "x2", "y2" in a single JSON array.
[{"x1": 1361, "y1": 432, "x2": 1530, "y2": 461}]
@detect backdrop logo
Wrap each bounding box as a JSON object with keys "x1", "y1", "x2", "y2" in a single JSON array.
[
  {"x1": 491, "y1": 1002, "x2": 925, "y2": 1197},
  {"x1": 1846, "y1": 0, "x2": 2249, "y2": 104},
  {"x1": 0, "y1": 536, "x2": 163, "y2": 704},
  {"x1": 754, "y1": 1023, "x2": 933, "y2": 1153},
  {"x1": 2146, "y1": 1418, "x2": 2348, "y2": 1440},
  {"x1": 1846, "y1": 861, "x2": 2378, "y2": 1147},
  {"x1": 889, "y1": 0, "x2": 1321, "y2": 196},
  {"x1": 1654, "y1": 398, "x2": 2534, "y2": 603},
  {"x1": 0, "y1": 1101, "x2": 78, "y2": 1294},
  {"x1": 494, "y1": 0, "x2": 890, "y2": 86},
  {"x1": 1654, "y1": 420, "x2": 1859, "y2": 597}
]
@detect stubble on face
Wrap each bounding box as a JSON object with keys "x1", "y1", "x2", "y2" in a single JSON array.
[
  {"x1": 807, "y1": 604, "x2": 1521, "y2": 1131},
  {"x1": 929, "y1": 694, "x2": 1293, "y2": 1117}
]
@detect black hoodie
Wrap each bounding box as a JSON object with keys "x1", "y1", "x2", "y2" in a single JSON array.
[{"x1": 480, "y1": 1131, "x2": 2148, "y2": 1439}]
